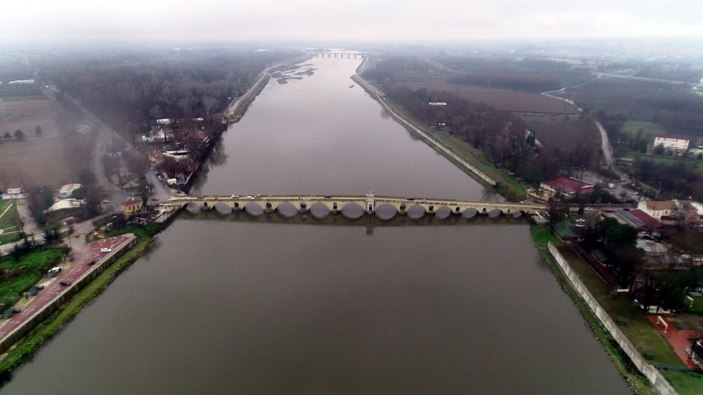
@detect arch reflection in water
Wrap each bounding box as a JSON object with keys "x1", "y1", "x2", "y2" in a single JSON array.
[{"x1": 244, "y1": 202, "x2": 264, "y2": 216}]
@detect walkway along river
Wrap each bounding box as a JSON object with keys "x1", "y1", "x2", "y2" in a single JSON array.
[{"x1": 1, "y1": 53, "x2": 631, "y2": 394}]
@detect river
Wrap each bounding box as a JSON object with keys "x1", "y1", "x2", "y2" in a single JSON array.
[{"x1": 1, "y1": 54, "x2": 630, "y2": 394}]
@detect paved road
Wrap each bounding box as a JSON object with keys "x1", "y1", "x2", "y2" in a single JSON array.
[{"x1": 0, "y1": 235, "x2": 134, "y2": 344}]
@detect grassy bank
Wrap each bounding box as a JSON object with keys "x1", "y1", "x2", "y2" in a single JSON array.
[
  {"x1": 0, "y1": 235, "x2": 153, "y2": 380},
  {"x1": 529, "y1": 225, "x2": 655, "y2": 395}
]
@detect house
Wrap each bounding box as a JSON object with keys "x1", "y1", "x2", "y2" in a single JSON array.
[
  {"x1": 653, "y1": 134, "x2": 690, "y2": 155},
  {"x1": 5, "y1": 187, "x2": 24, "y2": 197},
  {"x1": 58, "y1": 183, "x2": 82, "y2": 199},
  {"x1": 638, "y1": 200, "x2": 678, "y2": 220},
  {"x1": 540, "y1": 177, "x2": 594, "y2": 198},
  {"x1": 121, "y1": 198, "x2": 143, "y2": 216}
]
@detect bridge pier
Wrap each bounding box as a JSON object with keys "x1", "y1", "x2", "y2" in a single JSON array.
[{"x1": 298, "y1": 202, "x2": 309, "y2": 213}]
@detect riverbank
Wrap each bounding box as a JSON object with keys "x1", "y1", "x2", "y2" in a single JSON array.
[
  {"x1": 529, "y1": 226, "x2": 656, "y2": 395},
  {"x1": 353, "y1": 65, "x2": 526, "y2": 202},
  {"x1": 0, "y1": 55, "x2": 297, "y2": 381},
  {"x1": 0, "y1": 232, "x2": 147, "y2": 381}
]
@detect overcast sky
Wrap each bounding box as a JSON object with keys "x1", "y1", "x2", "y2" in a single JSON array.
[{"x1": 3, "y1": 0, "x2": 702, "y2": 44}]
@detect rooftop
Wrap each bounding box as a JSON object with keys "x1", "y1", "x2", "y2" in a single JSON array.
[
  {"x1": 654, "y1": 134, "x2": 690, "y2": 141},
  {"x1": 121, "y1": 198, "x2": 142, "y2": 207},
  {"x1": 644, "y1": 200, "x2": 678, "y2": 211},
  {"x1": 541, "y1": 177, "x2": 594, "y2": 195}
]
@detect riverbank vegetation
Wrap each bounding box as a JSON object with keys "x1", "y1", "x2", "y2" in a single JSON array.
[
  {"x1": 0, "y1": 232, "x2": 153, "y2": 380},
  {"x1": 0, "y1": 248, "x2": 66, "y2": 313}
]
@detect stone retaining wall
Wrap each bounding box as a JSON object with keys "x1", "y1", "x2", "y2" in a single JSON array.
[{"x1": 548, "y1": 242, "x2": 677, "y2": 395}]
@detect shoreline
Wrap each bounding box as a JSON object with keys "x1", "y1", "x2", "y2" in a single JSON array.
[{"x1": 352, "y1": 65, "x2": 527, "y2": 202}]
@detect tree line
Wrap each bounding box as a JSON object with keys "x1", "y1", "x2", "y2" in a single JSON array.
[
  {"x1": 383, "y1": 86, "x2": 597, "y2": 184},
  {"x1": 37, "y1": 49, "x2": 296, "y2": 140}
]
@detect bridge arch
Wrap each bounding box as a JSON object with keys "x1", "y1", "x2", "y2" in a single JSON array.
[
  {"x1": 488, "y1": 208, "x2": 502, "y2": 218},
  {"x1": 406, "y1": 204, "x2": 426, "y2": 219},
  {"x1": 341, "y1": 202, "x2": 365, "y2": 219},
  {"x1": 185, "y1": 203, "x2": 201, "y2": 213},
  {"x1": 375, "y1": 203, "x2": 397, "y2": 220},
  {"x1": 276, "y1": 202, "x2": 298, "y2": 218},
  {"x1": 243, "y1": 202, "x2": 264, "y2": 216},
  {"x1": 434, "y1": 206, "x2": 453, "y2": 219},
  {"x1": 462, "y1": 208, "x2": 478, "y2": 219},
  {"x1": 309, "y1": 202, "x2": 331, "y2": 219},
  {"x1": 213, "y1": 202, "x2": 232, "y2": 215}
]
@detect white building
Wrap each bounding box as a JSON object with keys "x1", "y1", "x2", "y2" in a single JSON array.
[
  {"x1": 58, "y1": 183, "x2": 82, "y2": 199},
  {"x1": 653, "y1": 134, "x2": 690, "y2": 154},
  {"x1": 638, "y1": 200, "x2": 678, "y2": 220}
]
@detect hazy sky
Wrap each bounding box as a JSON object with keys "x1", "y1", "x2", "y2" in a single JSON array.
[{"x1": 3, "y1": 0, "x2": 702, "y2": 43}]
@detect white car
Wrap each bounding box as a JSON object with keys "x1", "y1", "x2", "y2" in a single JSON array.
[{"x1": 100, "y1": 248, "x2": 112, "y2": 253}]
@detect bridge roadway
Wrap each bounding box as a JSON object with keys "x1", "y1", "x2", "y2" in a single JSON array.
[{"x1": 166, "y1": 193, "x2": 548, "y2": 218}]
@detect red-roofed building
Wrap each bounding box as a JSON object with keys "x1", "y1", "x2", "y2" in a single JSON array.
[
  {"x1": 540, "y1": 177, "x2": 594, "y2": 198},
  {"x1": 121, "y1": 198, "x2": 143, "y2": 216}
]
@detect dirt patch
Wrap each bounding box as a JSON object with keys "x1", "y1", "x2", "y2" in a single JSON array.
[{"x1": 393, "y1": 81, "x2": 578, "y2": 114}]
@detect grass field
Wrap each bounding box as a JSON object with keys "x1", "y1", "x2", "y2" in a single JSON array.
[
  {"x1": 0, "y1": 200, "x2": 21, "y2": 244},
  {"x1": 393, "y1": 81, "x2": 579, "y2": 114},
  {"x1": 621, "y1": 120, "x2": 665, "y2": 138},
  {"x1": 0, "y1": 248, "x2": 65, "y2": 311}
]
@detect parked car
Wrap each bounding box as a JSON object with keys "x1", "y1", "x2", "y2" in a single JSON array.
[
  {"x1": 47, "y1": 267, "x2": 62, "y2": 277},
  {"x1": 59, "y1": 280, "x2": 72, "y2": 287},
  {"x1": 87, "y1": 260, "x2": 96, "y2": 266}
]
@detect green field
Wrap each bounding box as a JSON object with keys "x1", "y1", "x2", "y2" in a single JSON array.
[
  {"x1": 0, "y1": 248, "x2": 65, "y2": 311},
  {"x1": 0, "y1": 200, "x2": 22, "y2": 244},
  {"x1": 630, "y1": 153, "x2": 703, "y2": 174},
  {"x1": 621, "y1": 120, "x2": 665, "y2": 137}
]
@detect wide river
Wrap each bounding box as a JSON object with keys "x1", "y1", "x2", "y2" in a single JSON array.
[{"x1": 2, "y1": 55, "x2": 630, "y2": 394}]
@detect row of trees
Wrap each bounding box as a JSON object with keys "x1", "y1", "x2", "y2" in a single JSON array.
[{"x1": 0, "y1": 127, "x2": 42, "y2": 141}]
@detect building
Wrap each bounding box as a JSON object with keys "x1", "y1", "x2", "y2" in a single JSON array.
[
  {"x1": 58, "y1": 183, "x2": 82, "y2": 199},
  {"x1": 613, "y1": 208, "x2": 661, "y2": 231},
  {"x1": 45, "y1": 198, "x2": 84, "y2": 213},
  {"x1": 121, "y1": 198, "x2": 143, "y2": 216},
  {"x1": 653, "y1": 134, "x2": 690, "y2": 155},
  {"x1": 4, "y1": 187, "x2": 24, "y2": 198},
  {"x1": 638, "y1": 200, "x2": 678, "y2": 220},
  {"x1": 688, "y1": 146, "x2": 703, "y2": 158},
  {"x1": 540, "y1": 177, "x2": 594, "y2": 198}
]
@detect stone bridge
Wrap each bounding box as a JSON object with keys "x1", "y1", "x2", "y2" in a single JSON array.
[
  {"x1": 311, "y1": 52, "x2": 365, "y2": 59},
  {"x1": 165, "y1": 192, "x2": 548, "y2": 219}
]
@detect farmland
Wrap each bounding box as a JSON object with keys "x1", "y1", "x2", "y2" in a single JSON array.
[
  {"x1": 520, "y1": 113, "x2": 600, "y2": 151},
  {"x1": 0, "y1": 94, "x2": 74, "y2": 189},
  {"x1": 392, "y1": 81, "x2": 578, "y2": 114}
]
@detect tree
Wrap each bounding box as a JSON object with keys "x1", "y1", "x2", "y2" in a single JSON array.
[
  {"x1": 3, "y1": 131, "x2": 11, "y2": 139},
  {"x1": 34, "y1": 125, "x2": 43, "y2": 136},
  {"x1": 14, "y1": 129, "x2": 25, "y2": 141}
]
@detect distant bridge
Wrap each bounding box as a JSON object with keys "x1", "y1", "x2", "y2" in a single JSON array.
[
  {"x1": 311, "y1": 52, "x2": 365, "y2": 59},
  {"x1": 165, "y1": 193, "x2": 548, "y2": 219}
]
